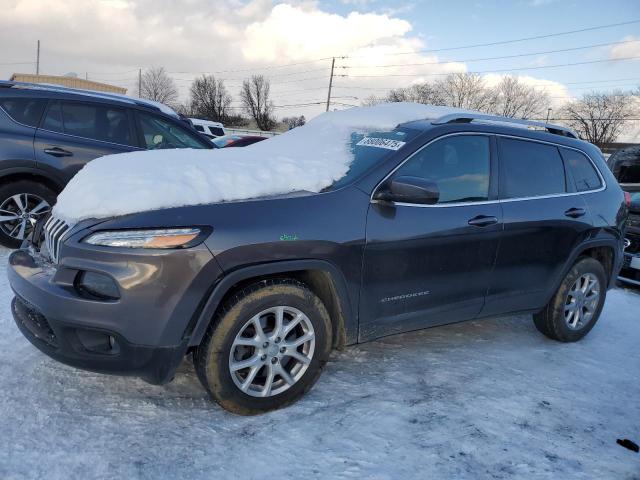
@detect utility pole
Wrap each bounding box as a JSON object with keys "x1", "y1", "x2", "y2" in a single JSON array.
[
  {"x1": 326, "y1": 57, "x2": 335, "y2": 112},
  {"x1": 36, "y1": 40, "x2": 40, "y2": 75},
  {"x1": 138, "y1": 68, "x2": 142, "y2": 97},
  {"x1": 546, "y1": 108, "x2": 552, "y2": 123}
]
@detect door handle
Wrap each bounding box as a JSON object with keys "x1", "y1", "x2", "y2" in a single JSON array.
[
  {"x1": 468, "y1": 215, "x2": 498, "y2": 227},
  {"x1": 43, "y1": 147, "x2": 73, "y2": 157},
  {"x1": 564, "y1": 207, "x2": 586, "y2": 218}
]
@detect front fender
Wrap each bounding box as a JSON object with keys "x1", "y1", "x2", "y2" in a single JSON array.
[{"x1": 186, "y1": 259, "x2": 357, "y2": 347}]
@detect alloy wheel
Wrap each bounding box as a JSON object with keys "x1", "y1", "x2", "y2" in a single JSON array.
[
  {"x1": 229, "y1": 306, "x2": 316, "y2": 398},
  {"x1": 0, "y1": 193, "x2": 51, "y2": 241},
  {"x1": 564, "y1": 273, "x2": 600, "y2": 330}
]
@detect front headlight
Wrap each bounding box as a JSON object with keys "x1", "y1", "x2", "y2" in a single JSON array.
[{"x1": 83, "y1": 228, "x2": 204, "y2": 249}]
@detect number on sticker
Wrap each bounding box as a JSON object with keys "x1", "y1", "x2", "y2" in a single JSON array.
[{"x1": 356, "y1": 137, "x2": 406, "y2": 151}]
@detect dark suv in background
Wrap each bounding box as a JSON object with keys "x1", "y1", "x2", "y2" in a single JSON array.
[
  {"x1": 607, "y1": 145, "x2": 640, "y2": 286},
  {"x1": 8, "y1": 111, "x2": 626, "y2": 415},
  {"x1": 0, "y1": 81, "x2": 212, "y2": 247}
]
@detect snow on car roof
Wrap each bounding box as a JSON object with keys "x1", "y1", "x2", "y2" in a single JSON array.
[{"x1": 53, "y1": 103, "x2": 472, "y2": 223}]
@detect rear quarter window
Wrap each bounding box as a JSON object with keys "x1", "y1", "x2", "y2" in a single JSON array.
[
  {"x1": 499, "y1": 138, "x2": 566, "y2": 199},
  {"x1": 0, "y1": 97, "x2": 47, "y2": 127},
  {"x1": 561, "y1": 148, "x2": 602, "y2": 192}
]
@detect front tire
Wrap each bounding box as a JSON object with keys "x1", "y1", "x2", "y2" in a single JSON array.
[
  {"x1": 0, "y1": 180, "x2": 56, "y2": 248},
  {"x1": 193, "y1": 279, "x2": 332, "y2": 415},
  {"x1": 533, "y1": 257, "x2": 607, "y2": 342}
]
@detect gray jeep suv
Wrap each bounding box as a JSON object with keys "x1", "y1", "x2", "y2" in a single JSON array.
[{"x1": 8, "y1": 112, "x2": 626, "y2": 414}]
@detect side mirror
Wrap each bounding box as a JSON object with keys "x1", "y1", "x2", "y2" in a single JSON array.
[{"x1": 374, "y1": 175, "x2": 439, "y2": 205}]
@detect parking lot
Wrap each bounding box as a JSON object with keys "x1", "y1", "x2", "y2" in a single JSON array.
[{"x1": 0, "y1": 245, "x2": 638, "y2": 479}]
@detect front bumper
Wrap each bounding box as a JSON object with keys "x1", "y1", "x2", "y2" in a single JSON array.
[
  {"x1": 8, "y1": 240, "x2": 222, "y2": 384},
  {"x1": 618, "y1": 252, "x2": 640, "y2": 286},
  {"x1": 11, "y1": 293, "x2": 188, "y2": 384},
  {"x1": 618, "y1": 229, "x2": 640, "y2": 287}
]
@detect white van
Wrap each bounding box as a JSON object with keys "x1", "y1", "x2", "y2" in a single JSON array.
[{"x1": 189, "y1": 118, "x2": 226, "y2": 138}]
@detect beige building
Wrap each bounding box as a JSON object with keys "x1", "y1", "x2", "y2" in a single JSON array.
[{"x1": 9, "y1": 73, "x2": 127, "y2": 95}]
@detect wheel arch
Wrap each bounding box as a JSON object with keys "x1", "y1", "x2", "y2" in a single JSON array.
[
  {"x1": 544, "y1": 238, "x2": 620, "y2": 307},
  {"x1": 186, "y1": 260, "x2": 356, "y2": 350},
  {"x1": 0, "y1": 167, "x2": 65, "y2": 194}
]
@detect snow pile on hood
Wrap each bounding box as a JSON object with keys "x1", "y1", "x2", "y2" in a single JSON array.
[{"x1": 53, "y1": 103, "x2": 469, "y2": 223}]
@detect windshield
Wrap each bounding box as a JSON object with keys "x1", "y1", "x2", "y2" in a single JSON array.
[{"x1": 324, "y1": 127, "x2": 420, "y2": 191}]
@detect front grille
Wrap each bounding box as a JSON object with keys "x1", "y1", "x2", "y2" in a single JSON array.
[
  {"x1": 43, "y1": 216, "x2": 71, "y2": 264},
  {"x1": 12, "y1": 296, "x2": 58, "y2": 348},
  {"x1": 625, "y1": 233, "x2": 640, "y2": 255}
]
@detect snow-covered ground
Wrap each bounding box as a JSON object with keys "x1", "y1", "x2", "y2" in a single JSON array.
[{"x1": 0, "y1": 245, "x2": 638, "y2": 479}]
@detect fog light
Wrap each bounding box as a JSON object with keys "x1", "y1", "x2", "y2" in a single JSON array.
[
  {"x1": 76, "y1": 271, "x2": 120, "y2": 300},
  {"x1": 76, "y1": 329, "x2": 119, "y2": 354}
]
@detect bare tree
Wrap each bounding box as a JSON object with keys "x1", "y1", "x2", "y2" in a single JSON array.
[
  {"x1": 225, "y1": 114, "x2": 250, "y2": 127},
  {"x1": 172, "y1": 102, "x2": 192, "y2": 116},
  {"x1": 240, "y1": 75, "x2": 276, "y2": 131},
  {"x1": 492, "y1": 76, "x2": 550, "y2": 118},
  {"x1": 385, "y1": 83, "x2": 444, "y2": 105},
  {"x1": 282, "y1": 115, "x2": 306, "y2": 130},
  {"x1": 559, "y1": 91, "x2": 639, "y2": 146},
  {"x1": 189, "y1": 75, "x2": 232, "y2": 123},
  {"x1": 138, "y1": 67, "x2": 178, "y2": 106},
  {"x1": 434, "y1": 73, "x2": 496, "y2": 111},
  {"x1": 361, "y1": 95, "x2": 382, "y2": 106}
]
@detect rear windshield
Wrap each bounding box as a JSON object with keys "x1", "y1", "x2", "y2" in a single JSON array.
[
  {"x1": 619, "y1": 165, "x2": 640, "y2": 184},
  {"x1": 324, "y1": 127, "x2": 420, "y2": 191}
]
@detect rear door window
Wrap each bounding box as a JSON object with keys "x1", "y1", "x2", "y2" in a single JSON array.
[
  {"x1": 561, "y1": 148, "x2": 602, "y2": 192},
  {"x1": 499, "y1": 138, "x2": 566, "y2": 199},
  {"x1": 0, "y1": 97, "x2": 47, "y2": 127}
]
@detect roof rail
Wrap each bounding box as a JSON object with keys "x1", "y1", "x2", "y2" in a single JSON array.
[
  {"x1": 432, "y1": 113, "x2": 579, "y2": 139},
  {"x1": 0, "y1": 80, "x2": 174, "y2": 117}
]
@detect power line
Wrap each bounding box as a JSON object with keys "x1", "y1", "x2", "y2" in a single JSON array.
[
  {"x1": 332, "y1": 77, "x2": 640, "y2": 91},
  {"x1": 169, "y1": 67, "x2": 331, "y2": 82},
  {"x1": 348, "y1": 19, "x2": 640, "y2": 58},
  {"x1": 344, "y1": 56, "x2": 640, "y2": 78},
  {"x1": 532, "y1": 118, "x2": 640, "y2": 121},
  {"x1": 342, "y1": 40, "x2": 640, "y2": 69},
  {"x1": 86, "y1": 58, "x2": 335, "y2": 77},
  {"x1": 273, "y1": 102, "x2": 326, "y2": 109},
  {"x1": 0, "y1": 61, "x2": 36, "y2": 66}
]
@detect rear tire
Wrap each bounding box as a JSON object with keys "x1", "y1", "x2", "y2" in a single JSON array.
[
  {"x1": 193, "y1": 278, "x2": 332, "y2": 415},
  {"x1": 0, "y1": 180, "x2": 56, "y2": 249},
  {"x1": 533, "y1": 257, "x2": 607, "y2": 342}
]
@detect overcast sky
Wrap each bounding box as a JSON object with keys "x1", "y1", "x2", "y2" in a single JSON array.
[{"x1": 1, "y1": 0, "x2": 639, "y2": 122}]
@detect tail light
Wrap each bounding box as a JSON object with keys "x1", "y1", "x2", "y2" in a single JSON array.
[{"x1": 624, "y1": 191, "x2": 632, "y2": 208}]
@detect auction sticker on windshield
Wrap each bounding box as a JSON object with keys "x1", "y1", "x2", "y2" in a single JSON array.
[{"x1": 356, "y1": 137, "x2": 406, "y2": 151}]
